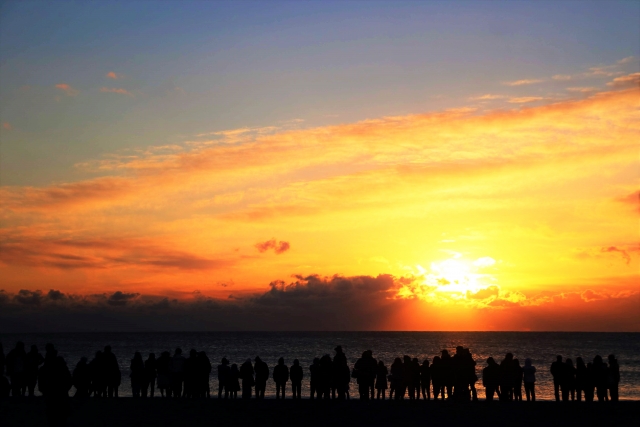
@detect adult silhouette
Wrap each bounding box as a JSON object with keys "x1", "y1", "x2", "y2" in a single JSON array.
[
  {"x1": 130, "y1": 352, "x2": 145, "y2": 398},
  {"x1": 197, "y1": 351, "x2": 212, "y2": 398},
  {"x1": 103, "y1": 346, "x2": 120, "y2": 398},
  {"x1": 38, "y1": 349, "x2": 72, "y2": 427},
  {"x1": 318, "y1": 354, "x2": 332, "y2": 399},
  {"x1": 592, "y1": 355, "x2": 608, "y2": 402},
  {"x1": 513, "y1": 358, "x2": 523, "y2": 402},
  {"x1": 420, "y1": 359, "x2": 431, "y2": 400},
  {"x1": 290, "y1": 359, "x2": 303, "y2": 399},
  {"x1": 217, "y1": 358, "x2": 231, "y2": 399},
  {"x1": 72, "y1": 357, "x2": 90, "y2": 398},
  {"x1": 441, "y1": 350, "x2": 454, "y2": 400},
  {"x1": 183, "y1": 349, "x2": 198, "y2": 398},
  {"x1": 522, "y1": 358, "x2": 536, "y2": 402},
  {"x1": 608, "y1": 354, "x2": 620, "y2": 402},
  {"x1": 389, "y1": 357, "x2": 403, "y2": 400},
  {"x1": 482, "y1": 357, "x2": 500, "y2": 402},
  {"x1": 563, "y1": 358, "x2": 576, "y2": 401},
  {"x1": 6, "y1": 341, "x2": 27, "y2": 397},
  {"x1": 332, "y1": 346, "x2": 347, "y2": 398},
  {"x1": 354, "y1": 351, "x2": 376, "y2": 400},
  {"x1": 375, "y1": 360, "x2": 388, "y2": 400},
  {"x1": 584, "y1": 361, "x2": 595, "y2": 402},
  {"x1": 499, "y1": 353, "x2": 515, "y2": 401},
  {"x1": 89, "y1": 351, "x2": 105, "y2": 397},
  {"x1": 254, "y1": 356, "x2": 269, "y2": 399},
  {"x1": 309, "y1": 357, "x2": 320, "y2": 399},
  {"x1": 411, "y1": 358, "x2": 421, "y2": 400},
  {"x1": 170, "y1": 348, "x2": 185, "y2": 398},
  {"x1": 239, "y1": 358, "x2": 254, "y2": 399},
  {"x1": 229, "y1": 364, "x2": 240, "y2": 398},
  {"x1": 550, "y1": 355, "x2": 563, "y2": 402},
  {"x1": 273, "y1": 357, "x2": 289, "y2": 399},
  {"x1": 143, "y1": 353, "x2": 156, "y2": 398},
  {"x1": 26, "y1": 345, "x2": 44, "y2": 397},
  {"x1": 156, "y1": 351, "x2": 171, "y2": 398},
  {"x1": 430, "y1": 356, "x2": 443, "y2": 400}
]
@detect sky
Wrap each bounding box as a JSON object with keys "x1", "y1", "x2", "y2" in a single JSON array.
[{"x1": 0, "y1": 1, "x2": 638, "y2": 332}]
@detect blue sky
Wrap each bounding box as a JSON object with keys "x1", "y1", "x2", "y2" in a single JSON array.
[{"x1": 1, "y1": 0, "x2": 638, "y2": 185}]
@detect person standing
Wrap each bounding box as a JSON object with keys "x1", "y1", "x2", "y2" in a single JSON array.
[
  {"x1": 240, "y1": 359, "x2": 254, "y2": 399},
  {"x1": 217, "y1": 358, "x2": 231, "y2": 399},
  {"x1": 290, "y1": 359, "x2": 303, "y2": 399},
  {"x1": 482, "y1": 357, "x2": 500, "y2": 402},
  {"x1": 156, "y1": 352, "x2": 171, "y2": 398},
  {"x1": 143, "y1": 353, "x2": 157, "y2": 398},
  {"x1": 273, "y1": 357, "x2": 289, "y2": 399},
  {"x1": 550, "y1": 355, "x2": 564, "y2": 402},
  {"x1": 6, "y1": 341, "x2": 27, "y2": 397},
  {"x1": 130, "y1": 352, "x2": 145, "y2": 398},
  {"x1": 522, "y1": 358, "x2": 536, "y2": 402},
  {"x1": 608, "y1": 354, "x2": 620, "y2": 402},
  {"x1": 25, "y1": 345, "x2": 44, "y2": 397},
  {"x1": 420, "y1": 359, "x2": 431, "y2": 400},
  {"x1": 254, "y1": 357, "x2": 269, "y2": 399},
  {"x1": 170, "y1": 348, "x2": 186, "y2": 399},
  {"x1": 375, "y1": 360, "x2": 388, "y2": 400}
]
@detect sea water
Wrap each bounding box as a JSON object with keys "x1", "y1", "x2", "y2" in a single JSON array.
[{"x1": 2, "y1": 332, "x2": 638, "y2": 400}]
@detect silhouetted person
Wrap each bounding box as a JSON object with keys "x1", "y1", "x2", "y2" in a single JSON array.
[
  {"x1": 430, "y1": 356, "x2": 443, "y2": 400},
  {"x1": 26, "y1": 345, "x2": 44, "y2": 397},
  {"x1": 254, "y1": 356, "x2": 269, "y2": 399},
  {"x1": 156, "y1": 351, "x2": 171, "y2": 398},
  {"x1": 334, "y1": 354, "x2": 350, "y2": 400},
  {"x1": 482, "y1": 357, "x2": 500, "y2": 402},
  {"x1": 217, "y1": 358, "x2": 231, "y2": 399},
  {"x1": 499, "y1": 353, "x2": 515, "y2": 401},
  {"x1": 38, "y1": 349, "x2": 72, "y2": 427},
  {"x1": 240, "y1": 358, "x2": 254, "y2": 399},
  {"x1": 584, "y1": 362, "x2": 595, "y2": 402},
  {"x1": 562, "y1": 358, "x2": 576, "y2": 401},
  {"x1": 420, "y1": 359, "x2": 431, "y2": 400},
  {"x1": 467, "y1": 349, "x2": 479, "y2": 402},
  {"x1": 273, "y1": 357, "x2": 288, "y2": 399},
  {"x1": 103, "y1": 346, "x2": 120, "y2": 398},
  {"x1": 390, "y1": 357, "x2": 403, "y2": 400},
  {"x1": 375, "y1": 360, "x2": 388, "y2": 400},
  {"x1": 72, "y1": 357, "x2": 90, "y2": 398},
  {"x1": 183, "y1": 349, "x2": 198, "y2": 398},
  {"x1": 309, "y1": 357, "x2": 320, "y2": 399},
  {"x1": 197, "y1": 351, "x2": 211, "y2": 398},
  {"x1": 290, "y1": 359, "x2": 303, "y2": 399},
  {"x1": 411, "y1": 358, "x2": 421, "y2": 400},
  {"x1": 593, "y1": 355, "x2": 608, "y2": 402},
  {"x1": 6, "y1": 341, "x2": 27, "y2": 397},
  {"x1": 513, "y1": 358, "x2": 523, "y2": 401},
  {"x1": 608, "y1": 354, "x2": 619, "y2": 402},
  {"x1": 550, "y1": 355, "x2": 563, "y2": 402},
  {"x1": 355, "y1": 351, "x2": 376, "y2": 400},
  {"x1": 229, "y1": 364, "x2": 240, "y2": 399},
  {"x1": 143, "y1": 353, "x2": 156, "y2": 398},
  {"x1": 89, "y1": 351, "x2": 105, "y2": 397},
  {"x1": 575, "y1": 357, "x2": 587, "y2": 402},
  {"x1": 170, "y1": 348, "x2": 185, "y2": 398},
  {"x1": 318, "y1": 354, "x2": 332, "y2": 399},
  {"x1": 522, "y1": 358, "x2": 536, "y2": 402},
  {"x1": 441, "y1": 350, "x2": 454, "y2": 400},
  {"x1": 130, "y1": 352, "x2": 145, "y2": 398}
]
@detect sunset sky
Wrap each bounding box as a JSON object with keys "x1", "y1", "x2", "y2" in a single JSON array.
[{"x1": 1, "y1": 1, "x2": 638, "y2": 332}]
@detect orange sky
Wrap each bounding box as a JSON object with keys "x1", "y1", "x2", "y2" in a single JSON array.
[{"x1": 1, "y1": 76, "x2": 639, "y2": 331}]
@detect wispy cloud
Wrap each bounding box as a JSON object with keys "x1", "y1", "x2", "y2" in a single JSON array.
[
  {"x1": 607, "y1": 72, "x2": 640, "y2": 87},
  {"x1": 100, "y1": 87, "x2": 134, "y2": 96},
  {"x1": 469, "y1": 94, "x2": 506, "y2": 101},
  {"x1": 106, "y1": 71, "x2": 123, "y2": 79},
  {"x1": 507, "y1": 96, "x2": 545, "y2": 103},
  {"x1": 55, "y1": 83, "x2": 79, "y2": 96},
  {"x1": 503, "y1": 79, "x2": 543, "y2": 86},
  {"x1": 566, "y1": 87, "x2": 597, "y2": 93},
  {"x1": 552, "y1": 74, "x2": 572, "y2": 81}
]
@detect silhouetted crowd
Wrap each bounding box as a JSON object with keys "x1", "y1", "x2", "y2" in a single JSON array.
[{"x1": 0, "y1": 340, "x2": 623, "y2": 423}]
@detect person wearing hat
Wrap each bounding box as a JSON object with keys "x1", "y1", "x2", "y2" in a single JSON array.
[
  {"x1": 217, "y1": 358, "x2": 230, "y2": 399},
  {"x1": 254, "y1": 356, "x2": 269, "y2": 399}
]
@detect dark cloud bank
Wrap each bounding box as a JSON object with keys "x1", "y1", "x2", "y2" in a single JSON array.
[{"x1": 1, "y1": 274, "x2": 638, "y2": 332}]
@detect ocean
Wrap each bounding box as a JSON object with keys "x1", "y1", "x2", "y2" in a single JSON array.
[{"x1": 2, "y1": 332, "x2": 638, "y2": 400}]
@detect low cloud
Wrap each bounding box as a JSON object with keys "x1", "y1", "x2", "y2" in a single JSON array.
[
  {"x1": 55, "y1": 83, "x2": 78, "y2": 96},
  {"x1": 255, "y1": 239, "x2": 290, "y2": 254},
  {"x1": 100, "y1": 87, "x2": 133, "y2": 96},
  {"x1": 106, "y1": 71, "x2": 123, "y2": 79},
  {"x1": 607, "y1": 72, "x2": 640, "y2": 87},
  {"x1": 503, "y1": 79, "x2": 543, "y2": 86}
]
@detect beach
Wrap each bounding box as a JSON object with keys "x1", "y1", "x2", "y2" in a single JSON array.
[{"x1": 2, "y1": 398, "x2": 638, "y2": 427}]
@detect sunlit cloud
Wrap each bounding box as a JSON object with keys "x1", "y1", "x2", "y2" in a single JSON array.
[
  {"x1": 106, "y1": 71, "x2": 123, "y2": 79},
  {"x1": 566, "y1": 87, "x2": 597, "y2": 93},
  {"x1": 469, "y1": 94, "x2": 506, "y2": 101},
  {"x1": 507, "y1": 96, "x2": 545, "y2": 103},
  {"x1": 552, "y1": 74, "x2": 572, "y2": 81},
  {"x1": 100, "y1": 87, "x2": 134, "y2": 96},
  {"x1": 55, "y1": 83, "x2": 79, "y2": 96},
  {"x1": 607, "y1": 72, "x2": 640, "y2": 87},
  {"x1": 503, "y1": 79, "x2": 543, "y2": 86}
]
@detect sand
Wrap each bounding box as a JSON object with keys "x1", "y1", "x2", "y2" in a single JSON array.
[{"x1": 1, "y1": 398, "x2": 638, "y2": 427}]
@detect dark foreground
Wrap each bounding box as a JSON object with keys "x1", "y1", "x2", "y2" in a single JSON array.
[{"x1": 1, "y1": 398, "x2": 638, "y2": 427}]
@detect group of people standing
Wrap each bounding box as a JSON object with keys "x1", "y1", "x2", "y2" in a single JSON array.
[{"x1": 0, "y1": 341, "x2": 622, "y2": 405}]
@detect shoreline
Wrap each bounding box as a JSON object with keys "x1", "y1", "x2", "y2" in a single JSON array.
[{"x1": 1, "y1": 398, "x2": 638, "y2": 427}]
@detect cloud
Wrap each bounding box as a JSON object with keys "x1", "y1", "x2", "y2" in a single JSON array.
[
  {"x1": 255, "y1": 239, "x2": 290, "y2": 254},
  {"x1": 607, "y1": 72, "x2": 640, "y2": 87},
  {"x1": 566, "y1": 87, "x2": 597, "y2": 93},
  {"x1": 617, "y1": 190, "x2": 639, "y2": 213},
  {"x1": 503, "y1": 79, "x2": 543, "y2": 86},
  {"x1": 466, "y1": 285, "x2": 499, "y2": 299},
  {"x1": 2, "y1": 122, "x2": 12, "y2": 131},
  {"x1": 601, "y1": 246, "x2": 631, "y2": 265},
  {"x1": 469, "y1": 94, "x2": 505, "y2": 101},
  {"x1": 617, "y1": 56, "x2": 635, "y2": 65},
  {"x1": 106, "y1": 71, "x2": 123, "y2": 79},
  {"x1": 107, "y1": 291, "x2": 140, "y2": 306},
  {"x1": 100, "y1": 87, "x2": 133, "y2": 96},
  {"x1": 507, "y1": 96, "x2": 545, "y2": 103},
  {"x1": 552, "y1": 74, "x2": 572, "y2": 81},
  {"x1": 55, "y1": 83, "x2": 78, "y2": 96}
]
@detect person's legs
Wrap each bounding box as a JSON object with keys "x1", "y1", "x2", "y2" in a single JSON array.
[{"x1": 554, "y1": 382, "x2": 560, "y2": 401}]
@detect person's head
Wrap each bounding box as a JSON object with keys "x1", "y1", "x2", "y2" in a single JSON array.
[
  {"x1": 608, "y1": 354, "x2": 616, "y2": 362},
  {"x1": 566, "y1": 358, "x2": 573, "y2": 367},
  {"x1": 433, "y1": 356, "x2": 441, "y2": 364},
  {"x1": 254, "y1": 356, "x2": 261, "y2": 362},
  {"x1": 278, "y1": 357, "x2": 284, "y2": 365},
  {"x1": 313, "y1": 357, "x2": 320, "y2": 364},
  {"x1": 366, "y1": 350, "x2": 373, "y2": 358},
  {"x1": 149, "y1": 353, "x2": 155, "y2": 360},
  {"x1": 412, "y1": 358, "x2": 419, "y2": 364},
  {"x1": 576, "y1": 357, "x2": 584, "y2": 367},
  {"x1": 378, "y1": 360, "x2": 384, "y2": 367},
  {"x1": 162, "y1": 351, "x2": 170, "y2": 358},
  {"x1": 514, "y1": 358, "x2": 520, "y2": 367},
  {"x1": 95, "y1": 350, "x2": 102, "y2": 358},
  {"x1": 441, "y1": 349, "x2": 449, "y2": 357},
  {"x1": 361, "y1": 351, "x2": 367, "y2": 358},
  {"x1": 104, "y1": 345, "x2": 112, "y2": 353},
  {"x1": 505, "y1": 353, "x2": 513, "y2": 361},
  {"x1": 293, "y1": 359, "x2": 299, "y2": 366},
  {"x1": 423, "y1": 359, "x2": 430, "y2": 366},
  {"x1": 556, "y1": 355, "x2": 562, "y2": 362},
  {"x1": 525, "y1": 358, "x2": 532, "y2": 367},
  {"x1": 190, "y1": 349, "x2": 197, "y2": 357},
  {"x1": 335, "y1": 346, "x2": 343, "y2": 353},
  {"x1": 394, "y1": 357, "x2": 402, "y2": 365},
  {"x1": 80, "y1": 356, "x2": 88, "y2": 364},
  {"x1": 134, "y1": 351, "x2": 142, "y2": 360},
  {"x1": 245, "y1": 358, "x2": 252, "y2": 365},
  {"x1": 222, "y1": 357, "x2": 229, "y2": 365},
  {"x1": 456, "y1": 346, "x2": 463, "y2": 355},
  {"x1": 174, "y1": 348, "x2": 182, "y2": 356},
  {"x1": 594, "y1": 355, "x2": 602, "y2": 365},
  {"x1": 30, "y1": 345, "x2": 38, "y2": 352},
  {"x1": 16, "y1": 341, "x2": 25, "y2": 351},
  {"x1": 487, "y1": 357, "x2": 495, "y2": 365},
  {"x1": 403, "y1": 355, "x2": 411, "y2": 363},
  {"x1": 45, "y1": 343, "x2": 55, "y2": 353}
]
